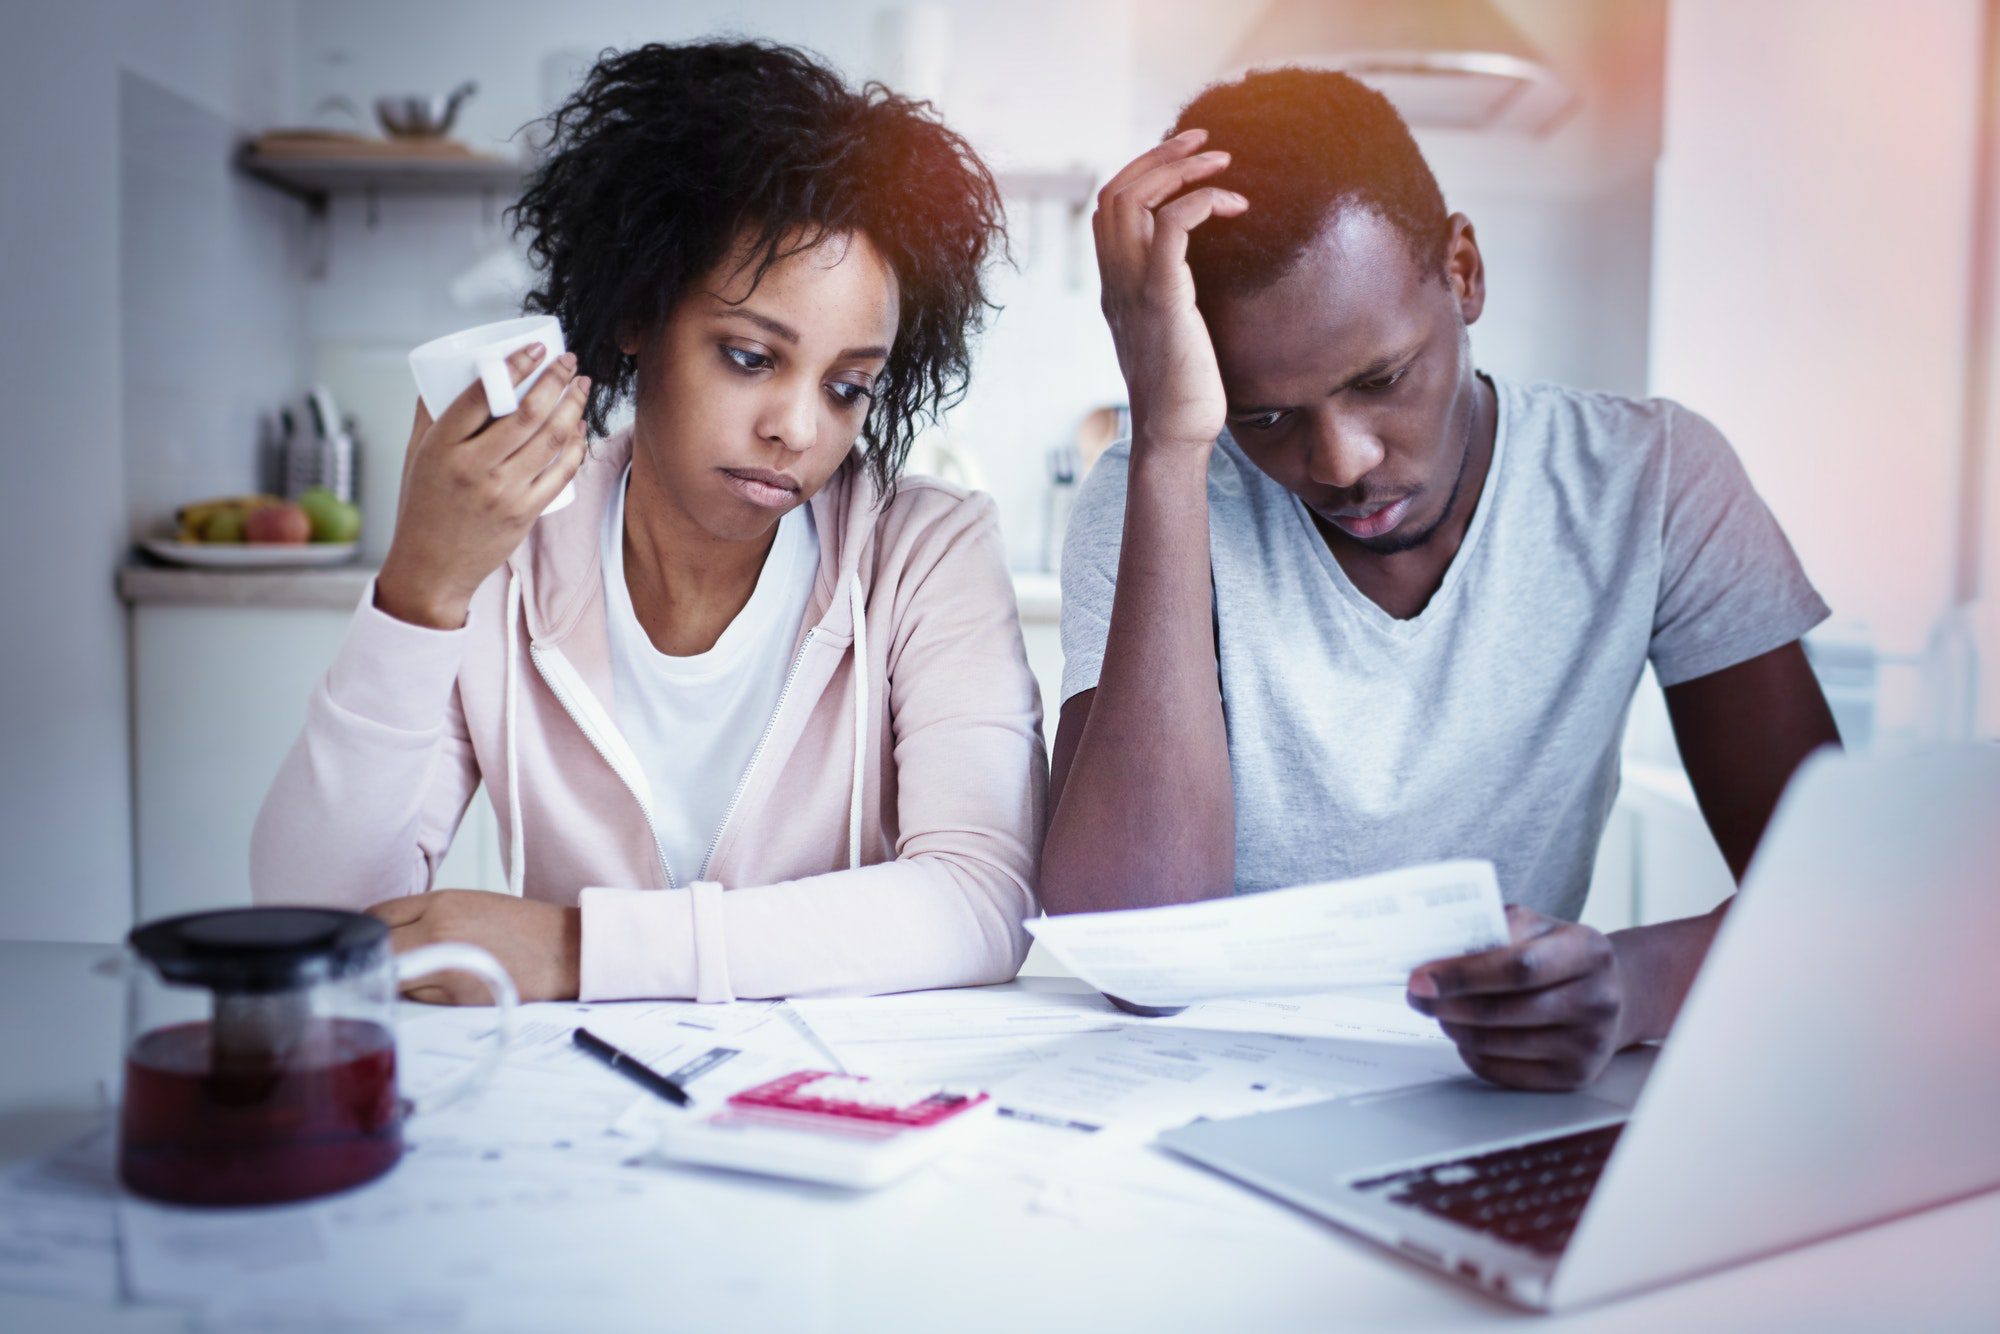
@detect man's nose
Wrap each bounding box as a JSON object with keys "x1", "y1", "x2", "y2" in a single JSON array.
[{"x1": 1306, "y1": 414, "x2": 1385, "y2": 491}]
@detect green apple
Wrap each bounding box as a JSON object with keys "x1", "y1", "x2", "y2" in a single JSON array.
[{"x1": 299, "y1": 487, "x2": 362, "y2": 544}]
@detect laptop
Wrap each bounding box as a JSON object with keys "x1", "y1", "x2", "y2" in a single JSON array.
[{"x1": 1158, "y1": 743, "x2": 2000, "y2": 1311}]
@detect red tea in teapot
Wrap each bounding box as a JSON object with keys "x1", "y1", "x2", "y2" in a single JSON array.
[{"x1": 118, "y1": 1015, "x2": 401, "y2": 1206}]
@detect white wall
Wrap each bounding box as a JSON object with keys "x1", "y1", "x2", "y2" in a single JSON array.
[
  {"x1": 1650, "y1": 0, "x2": 1988, "y2": 724},
  {"x1": 294, "y1": 0, "x2": 1666, "y2": 574},
  {"x1": 0, "y1": 0, "x2": 300, "y2": 943}
]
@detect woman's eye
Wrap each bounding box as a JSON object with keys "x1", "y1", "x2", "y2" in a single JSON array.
[
  {"x1": 828, "y1": 381, "x2": 873, "y2": 409},
  {"x1": 722, "y1": 345, "x2": 772, "y2": 372},
  {"x1": 1235, "y1": 411, "x2": 1286, "y2": 432}
]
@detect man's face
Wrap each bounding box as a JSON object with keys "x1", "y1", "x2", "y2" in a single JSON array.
[{"x1": 1201, "y1": 208, "x2": 1484, "y2": 554}]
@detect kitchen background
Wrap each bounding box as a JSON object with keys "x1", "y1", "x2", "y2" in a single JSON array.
[{"x1": 2, "y1": 0, "x2": 1996, "y2": 945}]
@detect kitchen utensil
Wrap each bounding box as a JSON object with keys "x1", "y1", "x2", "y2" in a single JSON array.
[{"x1": 375, "y1": 81, "x2": 478, "y2": 139}]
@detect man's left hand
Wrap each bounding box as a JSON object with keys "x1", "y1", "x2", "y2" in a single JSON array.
[
  {"x1": 366, "y1": 889, "x2": 581, "y2": 1005},
  {"x1": 1407, "y1": 905, "x2": 1632, "y2": 1091}
]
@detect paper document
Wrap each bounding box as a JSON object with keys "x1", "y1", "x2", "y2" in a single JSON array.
[{"x1": 1023, "y1": 859, "x2": 1508, "y2": 1007}]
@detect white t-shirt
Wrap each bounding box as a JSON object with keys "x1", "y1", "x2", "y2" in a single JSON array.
[
  {"x1": 1060, "y1": 376, "x2": 1829, "y2": 919},
  {"x1": 601, "y1": 466, "x2": 819, "y2": 885}
]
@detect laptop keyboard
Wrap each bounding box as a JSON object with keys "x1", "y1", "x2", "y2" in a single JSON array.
[{"x1": 1352, "y1": 1122, "x2": 1625, "y2": 1258}]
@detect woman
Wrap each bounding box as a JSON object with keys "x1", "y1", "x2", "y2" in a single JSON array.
[{"x1": 251, "y1": 41, "x2": 1044, "y2": 1004}]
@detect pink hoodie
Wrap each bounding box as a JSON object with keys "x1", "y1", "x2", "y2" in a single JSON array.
[{"x1": 251, "y1": 427, "x2": 1046, "y2": 1001}]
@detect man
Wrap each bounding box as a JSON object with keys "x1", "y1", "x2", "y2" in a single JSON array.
[{"x1": 1042, "y1": 70, "x2": 1839, "y2": 1091}]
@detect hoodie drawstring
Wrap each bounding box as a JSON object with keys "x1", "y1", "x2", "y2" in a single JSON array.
[
  {"x1": 846, "y1": 571, "x2": 868, "y2": 872},
  {"x1": 505, "y1": 568, "x2": 526, "y2": 897},
  {"x1": 500, "y1": 563, "x2": 869, "y2": 897}
]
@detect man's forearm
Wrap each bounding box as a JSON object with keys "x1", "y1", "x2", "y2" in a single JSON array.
[
  {"x1": 1042, "y1": 440, "x2": 1235, "y2": 913},
  {"x1": 1609, "y1": 900, "x2": 1731, "y2": 1047}
]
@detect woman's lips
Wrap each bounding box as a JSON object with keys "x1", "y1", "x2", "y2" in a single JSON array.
[
  {"x1": 719, "y1": 467, "x2": 801, "y2": 509},
  {"x1": 1329, "y1": 495, "x2": 1413, "y2": 540}
]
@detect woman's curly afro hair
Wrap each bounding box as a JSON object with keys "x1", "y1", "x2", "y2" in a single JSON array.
[{"x1": 511, "y1": 40, "x2": 1005, "y2": 496}]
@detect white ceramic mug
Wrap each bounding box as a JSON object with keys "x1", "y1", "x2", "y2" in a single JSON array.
[{"x1": 408, "y1": 314, "x2": 578, "y2": 515}]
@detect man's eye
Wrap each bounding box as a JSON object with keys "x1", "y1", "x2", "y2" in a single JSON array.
[
  {"x1": 1356, "y1": 368, "x2": 1408, "y2": 394},
  {"x1": 1234, "y1": 411, "x2": 1286, "y2": 432},
  {"x1": 723, "y1": 345, "x2": 772, "y2": 372}
]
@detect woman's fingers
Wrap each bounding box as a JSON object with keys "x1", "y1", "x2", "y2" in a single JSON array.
[
  {"x1": 521, "y1": 427, "x2": 590, "y2": 514},
  {"x1": 497, "y1": 374, "x2": 590, "y2": 483},
  {"x1": 435, "y1": 343, "x2": 551, "y2": 447}
]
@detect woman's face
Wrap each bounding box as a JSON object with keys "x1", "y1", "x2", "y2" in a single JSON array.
[{"x1": 623, "y1": 229, "x2": 900, "y2": 543}]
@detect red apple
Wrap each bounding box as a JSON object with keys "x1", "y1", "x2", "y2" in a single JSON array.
[{"x1": 245, "y1": 503, "x2": 312, "y2": 545}]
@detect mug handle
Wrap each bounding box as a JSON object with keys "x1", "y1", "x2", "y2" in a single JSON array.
[
  {"x1": 395, "y1": 942, "x2": 519, "y2": 1117},
  {"x1": 476, "y1": 346, "x2": 522, "y2": 417}
]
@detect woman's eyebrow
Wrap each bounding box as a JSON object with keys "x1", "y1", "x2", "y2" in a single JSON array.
[{"x1": 718, "y1": 306, "x2": 889, "y2": 361}]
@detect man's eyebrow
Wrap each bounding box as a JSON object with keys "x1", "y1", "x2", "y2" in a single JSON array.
[
  {"x1": 1333, "y1": 344, "x2": 1423, "y2": 392},
  {"x1": 1226, "y1": 344, "x2": 1425, "y2": 416},
  {"x1": 717, "y1": 306, "x2": 890, "y2": 362}
]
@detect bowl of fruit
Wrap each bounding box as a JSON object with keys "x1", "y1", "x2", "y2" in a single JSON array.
[{"x1": 143, "y1": 489, "x2": 362, "y2": 568}]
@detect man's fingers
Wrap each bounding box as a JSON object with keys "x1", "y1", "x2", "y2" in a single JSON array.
[
  {"x1": 1438, "y1": 1021, "x2": 1602, "y2": 1063},
  {"x1": 1410, "y1": 913, "x2": 1575, "y2": 998},
  {"x1": 1109, "y1": 150, "x2": 1233, "y2": 214},
  {"x1": 1459, "y1": 1053, "x2": 1587, "y2": 1093},
  {"x1": 365, "y1": 895, "x2": 430, "y2": 929},
  {"x1": 1096, "y1": 128, "x2": 1208, "y2": 205},
  {"x1": 1419, "y1": 976, "x2": 1620, "y2": 1029},
  {"x1": 1145, "y1": 187, "x2": 1249, "y2": 285}
]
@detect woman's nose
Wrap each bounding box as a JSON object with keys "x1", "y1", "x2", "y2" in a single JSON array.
[{"x1": 757, "y1": 382, "x2": 819, "y2": 453}]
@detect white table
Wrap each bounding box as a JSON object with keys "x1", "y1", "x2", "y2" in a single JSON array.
[{"x1": 4, "y1": 940, "x2": 1996, "y2": 1332}]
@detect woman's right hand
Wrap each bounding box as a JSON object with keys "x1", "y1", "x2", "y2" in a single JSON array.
[
  {"x1": 375, "y1": 344, "x2": 591, "y2": 629},
  {"x1": 1092, "y1": 128, "x2": 1248, "y2": 455}
]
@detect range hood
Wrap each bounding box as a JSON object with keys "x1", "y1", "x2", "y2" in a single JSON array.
[{"x1": 1223, "y1": 0, "x2": 1575, "y2": 136}]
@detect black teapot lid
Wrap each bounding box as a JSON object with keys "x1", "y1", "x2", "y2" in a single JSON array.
[{"x1": 129, "y1": 908, "x2": 388, "y2": 994}]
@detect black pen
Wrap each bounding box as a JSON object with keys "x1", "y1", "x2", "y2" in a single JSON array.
[{"x1": 572, "y1": 1027, "x2": 691, "y2": 1107}]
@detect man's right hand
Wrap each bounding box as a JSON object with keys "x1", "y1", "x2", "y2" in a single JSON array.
[
  {"x1": 375, "y1": 343, "x2": 591, "y2": 630},
  {"x1": 1092, "y1": 127, "x2": 1247, "y2": 454}
]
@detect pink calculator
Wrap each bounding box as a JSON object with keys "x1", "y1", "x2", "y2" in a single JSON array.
[{"x1": 654, "y1": 1071, "x2": 994, "y2": 1188}]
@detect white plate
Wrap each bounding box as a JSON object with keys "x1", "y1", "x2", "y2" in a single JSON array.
[{"x1": 141, "y1": 538, "x2": 360, "y2": 569}]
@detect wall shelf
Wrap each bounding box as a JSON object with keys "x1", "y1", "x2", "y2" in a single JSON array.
[{"x1": 233, "y1": 141, "x2": 531, "y2": 277}]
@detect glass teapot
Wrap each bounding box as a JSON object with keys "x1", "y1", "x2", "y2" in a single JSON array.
[{"x1": 117, "y1": 907, "x2": 516, "y2": 1206}]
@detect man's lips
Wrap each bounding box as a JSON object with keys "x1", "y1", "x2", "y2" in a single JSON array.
[
  {"x1": 1326, "y1": 495, "x2": 1413, "y2": 540},
  {"x1": 719, "y1": 467, "x2": 802, "y2": 508}
]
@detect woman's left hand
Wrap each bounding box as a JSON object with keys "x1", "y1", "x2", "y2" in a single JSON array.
[
  {"x1": 1406, "y1": 905, "x2": 1632, "y2": 1091},
  {"x1": 367, "y1": 890, "x2": 581, "y2": 1004}
]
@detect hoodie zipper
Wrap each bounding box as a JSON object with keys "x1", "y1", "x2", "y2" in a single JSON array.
[
  {"x1": 695, "y1": 628, "x2": 817, "y2": 882},
  {"x1": 529, "y1": 642, "x2": 680, "y2": 890}
]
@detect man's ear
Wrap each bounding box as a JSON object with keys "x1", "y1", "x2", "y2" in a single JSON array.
[{"x1": 1443, "y1": 213, "x2": 1486, "y2": 326}]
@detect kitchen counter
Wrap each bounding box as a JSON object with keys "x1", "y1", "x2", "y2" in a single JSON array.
[
  {"x1": 118, "y1": 562, "x2": 1063, "y2": 622},
  {"x1": 117, "y1": 561, "x2": 376, "y2": 611}
]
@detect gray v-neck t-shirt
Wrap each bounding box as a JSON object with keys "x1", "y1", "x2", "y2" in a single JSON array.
[{"x1": 1057, "y1": 376, "x2": 1829, "y2": 919}]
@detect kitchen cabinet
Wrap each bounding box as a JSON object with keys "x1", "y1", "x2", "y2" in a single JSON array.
[
  {"x1": 122, "y1": 566, "x2": 1719, "y2": 937},
  {"x1": 123, "y1": 567, "x2": 501, "y2": 923}
]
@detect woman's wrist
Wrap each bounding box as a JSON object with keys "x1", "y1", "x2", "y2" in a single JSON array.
[
  {"x1": 376, "y1": 564, "x2": 472, "y2": 628},
  {"x1": 374, "y1": 560, "x2": 473, "y2": 631}
]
